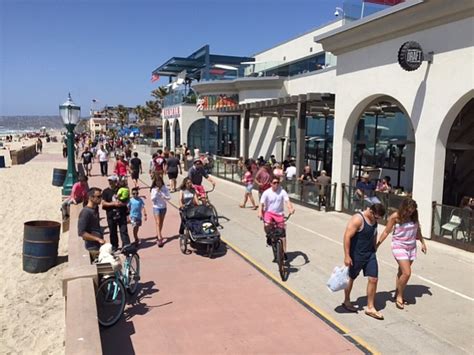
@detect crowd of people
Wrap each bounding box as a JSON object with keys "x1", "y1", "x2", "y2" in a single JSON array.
[{"x1": 68, "y1": 134, "x2": 431, "y2": 321}]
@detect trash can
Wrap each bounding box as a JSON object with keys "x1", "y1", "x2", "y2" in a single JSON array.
[
  {"x1": 0, "y1": 156, "x2": 5, "y2": 168},
  {"x1": 52, "y1": 168, "x2": 67, "y2": 187},
  {"x1": 23, "y1": 220, "x2": 61, "y2": 273}
]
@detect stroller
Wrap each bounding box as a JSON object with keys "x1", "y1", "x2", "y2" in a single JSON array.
[{"x1": 179, "y1": 204, "x2": 221, "y2": 258}]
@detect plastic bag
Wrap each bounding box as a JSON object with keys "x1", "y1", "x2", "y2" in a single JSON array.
[{"x1": 327, "y1": 266, "x2": 349, "y2": 292}]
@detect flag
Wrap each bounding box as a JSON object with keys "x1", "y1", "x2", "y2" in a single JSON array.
[
  {"x1": 364, "y1": 0, "x2": 405, "y2": 5},
  {"x1": 151, "y1": 74, "x2": 160, "y2": 82},
  {"x1": 92, "y1": 99, "x2": 98, "y2": 103}
]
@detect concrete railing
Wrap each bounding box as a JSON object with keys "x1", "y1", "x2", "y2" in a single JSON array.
[
  {"x1": 10, "y1": 144, "x2": 38, "y2": 165},
  {"x1": 62, "y1": 205, "x2": 102, "y2": 355}
]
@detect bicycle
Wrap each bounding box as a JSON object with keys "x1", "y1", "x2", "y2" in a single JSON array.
[
  {"x1": 264, "y1": 214, "x2": 292, "y2": 282},
  {"x1": 95, "y1": 244, "x2": 140, "y2": 327}
]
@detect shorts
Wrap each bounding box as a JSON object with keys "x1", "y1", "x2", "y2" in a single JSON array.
[
  {"x1": 168, "y1": 172, "x2": 178, "y2": 179},
  {"x1": 392, "y1": 243, "x2": 417, "y2": 261},
  {"x1": 263, "y1": 211, "x2": 285, "y2": 229},
  {"x1": 193, "y1": 184, "x2": 206, "y2": 199},
  {"x1": 131, "y1": 171, "x2": 139, "y2": 180},
  {"x1": 130, "y1": 217, "x2": 142, "y2": 227},
  {"x1": 245, "y1": 184, "x2": 253, "y2": 193},
  {"x1": 349, "y1": 254, "x2": 378, "y2": 279},
  {"x1": 153, "y1": 207, "x2": 167, "y2": 216}
]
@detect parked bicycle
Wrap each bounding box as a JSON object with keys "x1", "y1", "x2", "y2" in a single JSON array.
[
  {"x1": 264, "y1": 214, "x2": 292, "y2": 282},
  {"x1": 95, "y1": 244, "x2": 140, "y2": 327}
]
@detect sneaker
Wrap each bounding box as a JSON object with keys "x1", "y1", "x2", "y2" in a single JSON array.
[{"x1": 266, "y1": 237, "x2": 272, "y2": 246}]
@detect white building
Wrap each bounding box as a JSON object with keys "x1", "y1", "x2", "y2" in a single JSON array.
[{"x1": 156, "y1": 0, "x2": 474, "y2": 249}]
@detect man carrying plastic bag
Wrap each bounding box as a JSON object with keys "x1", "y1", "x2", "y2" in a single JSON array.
[{"x1": 341, "y1": 204, "x2": 386, "y2": 320}]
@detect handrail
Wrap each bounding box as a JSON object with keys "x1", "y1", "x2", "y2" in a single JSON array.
[{"x1": 62, "y1": 205, "x2": 102, "y2": 355}]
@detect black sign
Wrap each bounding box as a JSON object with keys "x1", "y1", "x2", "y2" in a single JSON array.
[{"x1": 398, "y1": 41, "x2": 424, "y2": 71}]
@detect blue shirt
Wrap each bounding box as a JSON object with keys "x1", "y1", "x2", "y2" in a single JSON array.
[{"x1": 128, "y1": 197, "x2": 145, "y2": 219}]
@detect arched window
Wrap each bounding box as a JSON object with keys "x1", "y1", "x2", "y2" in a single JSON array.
[{"x1": 187, "y1": 118, "x2": 218, "y2": 154}]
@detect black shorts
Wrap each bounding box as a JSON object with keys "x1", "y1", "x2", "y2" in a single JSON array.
[
  {"x1": 168, "y1": 172, "x2": 178, "y2": 179},
  {"x1": 349, "y1": 253, "x2": 378, "y2": 279},
  {"x1": 131, "y1": 170, "x2": 139, "y2": 180}
]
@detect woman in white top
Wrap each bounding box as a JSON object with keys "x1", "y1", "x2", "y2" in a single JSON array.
[{"x1": 150, "y1": 175, "x2": 171, "y2": 247}]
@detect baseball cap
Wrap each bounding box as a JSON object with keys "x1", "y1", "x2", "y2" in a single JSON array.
[{"x1": 107, "y1": 175, "x2": 118, "y2": 181}]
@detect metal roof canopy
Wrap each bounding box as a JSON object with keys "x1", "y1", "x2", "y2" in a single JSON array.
[
  {"x1": 216, "y1": 93, "x2": 335, "y2": 115},
  {"x1": 152, "y1": 45, "x2": 254, "y2": 79}
]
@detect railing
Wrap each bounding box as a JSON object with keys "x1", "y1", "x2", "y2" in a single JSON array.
[
  {"x1": 431, "y1": 202, "x2": 473, "y2": 252},
  {"x1": 341, "y1": 183, "x2": 412, "y2": 223},
  {"x1": 212, "y1": 157, "x2": 337, "y2": 212}
]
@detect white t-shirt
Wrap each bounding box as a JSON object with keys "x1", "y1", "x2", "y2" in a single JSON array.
[
  {"x1": 260, "y1": 187, "x2": 289, "y2": 215},
  {"x1": 286, "y1": 166, "x2": 297, "y2": 179},
  {"x1": 97, "y1": 149, "x2": 108, "y2": 162},
  {"x1": 151, "y1": 186, "x2": 171, "y2": 209}
]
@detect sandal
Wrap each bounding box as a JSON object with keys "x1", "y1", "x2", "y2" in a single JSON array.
[
  {"x1": 239, "y1": 204, "x2": 245, "y2": 208},
  {"x1": 395, "y1": 301, "x2": 405, "y2": 310},
  {"x1": 158, "y1": 240, "x2": 164, "y2": 248},
  {"x1": 252, "y1": 206, "x2": 258, "y2": 210},
  {"x1": 342, "y1": 303, "x2": 358, "y2": 313},
  {"x1": 365, "y1": 310, "x2": 384, "y2": 320}
]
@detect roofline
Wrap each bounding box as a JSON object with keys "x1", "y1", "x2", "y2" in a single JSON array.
[
  {"x1": 252, "y1": 18, "x2": 342, "y2": 57},
  {"x1": 314, "y1": 0, "x2": 423, "y2": 43}
]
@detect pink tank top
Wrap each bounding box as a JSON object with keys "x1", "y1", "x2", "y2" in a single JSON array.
[{"x1": 392, "y1": 221, "x2": 418, "y2": 249}]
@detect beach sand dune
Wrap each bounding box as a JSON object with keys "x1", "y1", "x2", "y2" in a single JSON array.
[{"x1": 0, "y1": 142, "x2": 67, "y2": 354}]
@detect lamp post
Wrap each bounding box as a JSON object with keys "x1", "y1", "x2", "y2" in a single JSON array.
[{"x1": 60, "y1": 93, "x2": 81, "y2": 195}]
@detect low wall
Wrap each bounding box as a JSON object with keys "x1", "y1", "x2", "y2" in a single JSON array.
[
  {"x1": 62, "y1": 205, "x2": 102, "y2": 355},
  {"x1": 11, "y1": 144, "x2": 38, "y2": 165}
]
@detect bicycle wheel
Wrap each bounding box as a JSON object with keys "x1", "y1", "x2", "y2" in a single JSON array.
[
  {"x1": 96, "y1": 277, "x2": 126, "y2": 327},
  {"x1": 276, "y1": 240, "x2": 287, "y2": 281},
  {"x1": 125, "y1": 253, "x2": 140, "y2": 295}
]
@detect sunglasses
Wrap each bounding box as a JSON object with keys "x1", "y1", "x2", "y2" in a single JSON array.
[
  {"x1": 370, "y1": 210, "x2": 381, "y2": 219},
  {"x1": 271, "y1": 181, "x2": 280, "y2": 185},
  {"x1": 94, "y1": 194, "x2": 102, "y2": 199}
]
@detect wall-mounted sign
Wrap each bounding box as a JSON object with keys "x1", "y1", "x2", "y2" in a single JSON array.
[
  {"x1": 163, "y1": 106, "x2": 181, "y2": 120},
  {"x1": 196, "y1": 94, "x2": 238, "y2": 111},
  {"x1": 398, "y1": 41, "x2": 424, "y2": 71}
]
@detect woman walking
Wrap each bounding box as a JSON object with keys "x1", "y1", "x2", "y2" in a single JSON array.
[
  {"x1": 377, "y1": 198, "x2": 427, "y2": 309},
  {"x1": 239, "y1": 165, "x2": 258, "y2": 209},
  {"x1": 150, "y1": 175, "x2": 171, "y2": 248},
  {"x1": 178, "y1": 177, "x2": 199, "y2": 234}
]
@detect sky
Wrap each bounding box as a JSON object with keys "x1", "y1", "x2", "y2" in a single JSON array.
[{"x1": 0, "y1": 0, "x2": 347, "y2": 116}]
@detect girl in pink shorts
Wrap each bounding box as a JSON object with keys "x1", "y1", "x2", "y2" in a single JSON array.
[{"x1": 377, "y1": 199, "x2": 427, "y2": 309}]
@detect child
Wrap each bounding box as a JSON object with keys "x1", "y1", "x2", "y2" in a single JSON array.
[
  {"x1": 128, "y1": 187, "x2": 147, "y2": 245},
  {"x1": 116, "y1": 180, "x2": 130, "y2": 203}
]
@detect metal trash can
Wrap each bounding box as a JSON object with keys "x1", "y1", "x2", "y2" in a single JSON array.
[
  {"x1": 52, "y1": 168, "x2": 67, "y2": 187},
  {"x1": 23, "y1": 220, "x2": 61, "y2": 273}
]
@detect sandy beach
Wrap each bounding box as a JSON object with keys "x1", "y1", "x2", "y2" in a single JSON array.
[{"x1": 0, "y1": 140, "x2": 67, "y2": 354}]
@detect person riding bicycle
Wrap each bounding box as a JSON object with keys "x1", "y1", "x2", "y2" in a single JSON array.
[
  {"x1": 257, "y1": 177, "x2": 295, "y2": 257},
  {"x1": 188, "y1": 158, "x2": 216, "y2": 203}
]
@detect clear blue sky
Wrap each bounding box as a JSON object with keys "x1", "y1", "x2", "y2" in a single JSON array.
[{"x1": 0, "y1": 0, "x2": 346, "y2": 116}]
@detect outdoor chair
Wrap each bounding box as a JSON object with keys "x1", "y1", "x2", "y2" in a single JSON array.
[{"x1": 440, "y1": 211, "x2": 465, "y2": 240}]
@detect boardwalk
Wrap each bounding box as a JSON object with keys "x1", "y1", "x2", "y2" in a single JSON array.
[{"x1": 87, "y1": 164, "x2": 363, "y2": 354}]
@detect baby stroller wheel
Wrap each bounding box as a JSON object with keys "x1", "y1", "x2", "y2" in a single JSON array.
[
  {"x1": 179, "y1": 234, "x2": 188, "y2": 254},
  {"x1": 207, "y1": 243, "x2": 214, "y2": 258}
]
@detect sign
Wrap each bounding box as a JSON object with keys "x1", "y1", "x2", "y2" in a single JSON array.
[
  {"x1": 163, "y1": 106, "x2": 181, "y2": 119},
  {"x1": 196, "y1": 94, "x2": 238, "y2": 111},
  {"x1": 398, "y1": 41, "x2": 424, "y2": 71}
]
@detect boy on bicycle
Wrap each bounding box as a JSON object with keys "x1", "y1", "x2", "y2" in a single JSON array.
[
  {"x1": 257, "y1": 177, "x2": 295, "y2": 256},
  {"x1": 188, "y1": 159, "x2": 216, "y2": 203}
]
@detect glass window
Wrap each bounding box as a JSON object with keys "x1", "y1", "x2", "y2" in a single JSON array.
[
  {"x1": 187, "y1": 118, "x2": 218, "y2": 155},
  {"x1": 217, "y1": 115, "x2": 240, "y2": 157}
]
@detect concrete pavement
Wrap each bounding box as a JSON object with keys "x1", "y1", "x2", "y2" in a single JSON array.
[
  {"x1": 86, "y1": 161, "x2": 365, "y2": 354},
  {"x1": 95, "y1": 148, "x2": 474, "y2": 354}
]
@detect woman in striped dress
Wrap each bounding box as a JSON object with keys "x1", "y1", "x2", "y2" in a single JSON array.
[{"x1": 377, "y1": 198, "x2": 427, "y2": 309}]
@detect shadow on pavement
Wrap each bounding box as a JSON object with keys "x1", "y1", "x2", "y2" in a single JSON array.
[
  {"x1": 100, "y1": 317, "x2": 136, "y2": 355},
  {"x1": 126, "y1": 280, "x2": 162, "y2": 319},
  {"x1": 136, "y1": 236, "x2": 158, "y2": 250},
  {"x1": 394, "y1": 284, "x2": 433, "y2": 305},
  {"x1": 286, "y1": 251, "x2": 310, "y2": 267},
  {"x1": 190, "y1": 241, "x2": 228, "y2": 259}
]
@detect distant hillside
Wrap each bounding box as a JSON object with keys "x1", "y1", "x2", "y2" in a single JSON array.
[{"x1": 0, "y1": 116, "x2": 65, "y2": 130}]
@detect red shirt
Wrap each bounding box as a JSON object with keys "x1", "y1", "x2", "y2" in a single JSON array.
[
  {"x1": 71, "y1": 182, "x2": 88, "y2": 202},
  {"x1": 115, "y1": 160, "x2": 128, "y2": 176}
]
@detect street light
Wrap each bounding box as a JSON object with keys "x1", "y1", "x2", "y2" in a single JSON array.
[{"x1": 59, "y1": 93, "x2": 81, "y2": 195}]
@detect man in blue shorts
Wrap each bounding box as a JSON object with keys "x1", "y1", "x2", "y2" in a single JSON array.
[{"x1": 342, "y1": 203, "x2": 386, "y2": 320}]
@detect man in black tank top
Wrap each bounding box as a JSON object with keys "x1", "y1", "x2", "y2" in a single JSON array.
[{"x1": 342, "y1": 203, "x2": 386, "y2": 320}]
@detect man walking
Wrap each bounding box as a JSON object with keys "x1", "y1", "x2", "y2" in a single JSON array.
[
  {"x1": 342, "y1": 203, "x2": 386, "y2": 320},
  {"x1": 129, "y1": 152, "x2": 142, "y2": 188},
  {"x1": 102, "y1": 175, "x2": 131, "y2": 250},
  {"x1": 96, "y1": 144, "x2": 109, "y2": 177},
  {"x1": 81, "y1": 146, "x2": 93, "y2": 177}
]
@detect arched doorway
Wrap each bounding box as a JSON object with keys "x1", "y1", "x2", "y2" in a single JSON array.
[
  {"x1": 443, "y1": 98, "x2": 474, "y2": 207},
  {"x1": 174, "y1": 119, "x2": 181, "y2": 147},
  {"x1": 351, "y1": 98, "x2": 414, "y2": 191},
  {"x1": 164, "y1": 120, "x2": 171, "y2": 149},
  {"x1": 187, "y1": 118, "x2": 218, "y2": 155}
]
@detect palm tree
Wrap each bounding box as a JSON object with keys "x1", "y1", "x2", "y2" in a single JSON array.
[
  {"x1": 116, "y1": 105, "x2": 129, "y2": 129},
  {"x1": 151, "y1": 86, "x2": 168, "y2": 102},
  {"x1": 135, "y1": 105, "x2": 150, "y2": 124}
]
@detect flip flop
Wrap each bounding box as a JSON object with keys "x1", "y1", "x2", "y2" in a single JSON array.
[
  {"x1": 342, "y1": 303, "x2": 358, "y2": 313},
  {"x1": 395, "y1": 301, "x2": 405, "y2": 310},
  {"x1": 365, "y1": 310, "x2": 384, "y2": 320}
]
